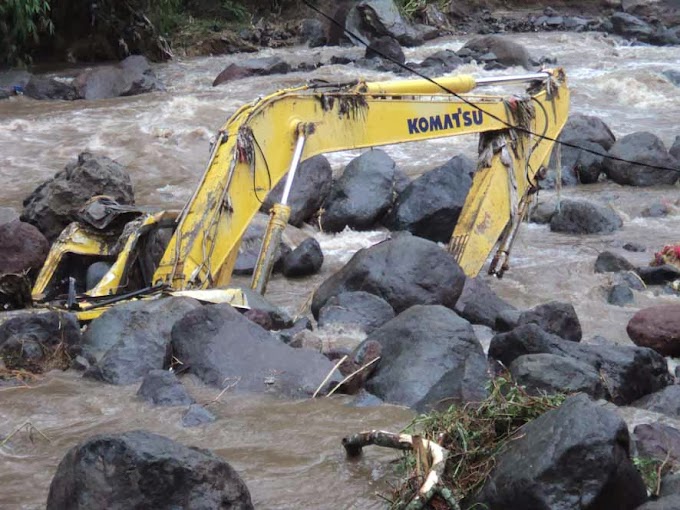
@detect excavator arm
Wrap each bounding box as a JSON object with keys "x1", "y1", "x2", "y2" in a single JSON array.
[
  {"x1": 153, "y1": 68, "x2": 569, "y2": 290},
  {"x1": 31, "y1": 68, "x2": 569, "y2": 316}
]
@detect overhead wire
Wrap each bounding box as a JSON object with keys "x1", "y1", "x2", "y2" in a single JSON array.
[{"x1": 303, "y1": 0, "x2": 680, "y2": 175}]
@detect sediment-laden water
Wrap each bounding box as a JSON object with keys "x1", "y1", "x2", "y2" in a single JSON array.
[{"x1": 0, "y1": 31, "x2": 678, "y2": 509}]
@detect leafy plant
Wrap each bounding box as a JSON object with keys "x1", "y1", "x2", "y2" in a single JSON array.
[{"x1": 0, "y1": 0, "x2": 54, "y2": 65}]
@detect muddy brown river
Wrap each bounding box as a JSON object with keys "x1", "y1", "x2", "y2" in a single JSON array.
[{"x1": 0, "y1": 31, "x2": 679, "y2": 509}]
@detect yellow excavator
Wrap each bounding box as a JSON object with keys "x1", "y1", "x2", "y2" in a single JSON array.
[{"x1": 29, "y1": 68, "x2": 569, "y2": 320}]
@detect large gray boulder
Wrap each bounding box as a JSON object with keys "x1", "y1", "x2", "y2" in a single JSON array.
[
  {"x1": 317, "y1": 291, "x2": 395, "y2": 334},
  {"x1": 459, "y1": 35, "x2": 531, "y2": 69},
  {"x1": 24, "y1": 75, "x2": 78, "y2": 100},
  {"x1": 170, "y1": 304, "x2": 341, "y2": 398},
  {"x1": 345, "y1": 0, "x2": 423, "y2": 47},
  {"x1": 260, "y1": 155, "x2": 332, "y2": 226},
  {"x1": 21, "y1": 152, "x2": 135, "y2": 242},
  {"x1": 634, "y1": 422, "x2": 680, "y2": 465},
  {"x1": 321, "y1": 149, "x2": 396, "y2": 232},
  {"x1": 610, "y1": 12, "x2": 654, "y2": 39},
  {"x1": 489, "y1": 324, "x2": 672, "y2": 405},
  {"x1": 233, "y1": 213, "x2": 292, "y2": 276},
  {"x1": 82, "y1": 297, "x2": 201, "y2": 385},
  {"x1": 387, "y1": 155, "x2": 474, "y2": 243},
  {"x1": 559, "y1": 114, "x2": 616, "y2": 151},
  {"x1": 46, "y1": 430, "x2": 253, "y2": 509},
  {"x1": 136, "y1": 369, "x2": 195, "y2": 406},
  {"x1": 472, "y1": 394, "x2": 647, "y2": 510},
  {"x1": 603, "y1": 132, "x2": 679, "y2": 186},
  {"x1": 631, "y1": 385, "x2": 680, "y2": 419},
  {"x1": 549, "y1": 199, "x2": 623, "y2": 234},
  {"x1": 73, "y1": 55, "x2": 164, "y2": 100},
  {"x1": 312, "y1": 234, "x2": 466, "y2": 317},
  {"x1": 517, "y1": 301, "x2": 582, "y2": 342},
  {"x1": 213, "y1": 56, "x2": 291, "y2": 86},
  {"x1": 456, "y1": 276, "x2": 516, "y2": 329},
  {"x1": 281, "y1": 238, "x2": 323, "y2": 278},
  {"x1": 360, "y1": 305, "x2": 488, "y2": 410}
]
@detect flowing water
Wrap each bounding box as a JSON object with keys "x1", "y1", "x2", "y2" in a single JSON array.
[{"x1": 0, "y1": 31, "x2": 679, "y2": 509}]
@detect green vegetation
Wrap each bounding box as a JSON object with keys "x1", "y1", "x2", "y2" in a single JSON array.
[
  {"x1": 0, "y1": 0, "x2": 53, "y2": 65},
  {"x1": 395, "y1": 0, "x2": 448, "y2": 19},
  {"x1": 633, "y1": 456, "x2": 668, "y2": 497},
  {"x1": 388, "y1": 377, "x2": 566, "y2": 509}
]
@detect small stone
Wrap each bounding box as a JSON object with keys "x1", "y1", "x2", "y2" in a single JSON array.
[{"x1": 181, "y1": 404, "x2": 217, "y2": 427}]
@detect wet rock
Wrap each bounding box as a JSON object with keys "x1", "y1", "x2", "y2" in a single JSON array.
[
  {"x1": 643, "y1": 200, "x2": 676, "y2": 217},
  {"x1": 318, "y1": 291, "x2": 395, "y2": 334},
  {"x1": 281, "y1": 238, "x2": 323, "y2": 277},
  {"x1": 182, "y1": 404, "x2": 217, "y2": 427},
  {"x1": 386, "y1": 155, "x2": 474, "y2": 243},
  {"x1": 660, "y1": 472, "x2": 680, "y2": 497},
  {"x1": 509, "y1": 353, "x2": 606, "y2": 399},
  {"x1": 489, "y1": 324, "x2": 672, "y2": 405},
  {"x1": 634, "y1": 422, "x2": 680, "y2": 464},
  {"x1": 349, "y1": 389, "x2": 384, "y2": 407},
  {"x1": 615, "y1": 271, "x2": 647, "y2": 291},
  {"x1": 417, "y1": 49, "x2": 464, "y2": 74},
  {"x1": 46, "y1": 430, "x2": 253, "y2": 510},
  {"x1": 0, "y1": 220, "x2": 49, "y2": 277},
  {"x1": 456, "y1": 276, "x2": 516, "y2": 329},
  {"x1": 312, "y1": 234, "x2": 465, "y2": 316},
  {"x1": 235, "y1": 287, "x2": 293, "y2": 330},
  {"x1": 627, "y1": 304, "x2": 680, "y2": 356},
  {"x1": 261, "y1": 155, "x2": 332, "y2": 226},
  {"x1": 345, "y1": 0, "x2": 423, "y2": 47},
  {"x1": 171, "y1": 304, "x2": 341, "y2": 398},
  {"x1": 21, "y1": 152, "x2": 135, "y2": 242},
  {"x1": 472, "y1": 394, "x2": 647, "y2": 510},
  {"x1": 0, "y1": 310, "x2": 80, "y2": 371},
  {"x1": 608, "y1": 283, "x2": 634, "y2": 306},
  {"x1": 624, "y1": 242, "x2": 646, "y2": 252},
  {"x1": 459, "y1": 35, "x2": 531, "y2": 69},
  {"x1": 82, "y1": 297, "x2": 201, "y2": 385},
  {"x1": 549, "y1": 199, "x2": 623, "y2": 234},
  {"x1": 233, "y1": 213, "x2": 292, "y2": 276},
  {"x1": 300, "y1": 18, "x2": 327, "y2": 47},
  {"x1": 560, "y1": 139, "x2": 608, "y2": 185},
  {"x1": 288, "y1": 329, "x2": 323, "y2": 351},
  {"x1": 610, "y1": 12, "x2": 654, "y2": 40},
  {"x1": 517, "y1": 301, "x2": 582, "y2": 342},
  {"x1": 528, "y1": 197, "x2": 558, "y2": 224},
  {"x1": 604, "y1": 132, "x2": 679, "y2": 187},
  {"x1": 213, "y1": 56, "x2": 291, "y2": 86},
  {"x1": 360, "y1": 305, "x2": 488, "y2": 410},
  {"x1": 73, "y1": 56, "x2": 163, "y2": 100},
  {"x1": 0, "y1": 70, "x2": 31, "y2": 97},
  {"x1": 636, "y1": 264, "x2": 680, "y2": 285},
  {"x1": 365, "y1": 36, "x2": 405, "y2": 63},
  {"x1": 635, "y1": 495, "x2": 680, "y2": 510},
  {"x1": 670, "y1": 135, "x2": 680, "y2": 160},
  {"x1": 24, "y1": 75, "x2": 78, "y2": 100},
  {"x1": 276, "y1": 317, "x2": 313, "y2": 344},
  {"x1": 137, "y1": 369, "x2": 194, "y2": 406},
  {"x1": 595, "y1": 250, "x2": 635, "y2": 273},
  {"x1": 495, "y1": 309, "x2": 521, "y2": 333},
  {"x1": 321, "y1": 149, "x2": 396, "y2": 232},
  {"x1": 632, "y1": 385, "x2": 680, "y2": 419},
  {"x1": 559, "y1": 113, "x2": 617, "y2": 152}
]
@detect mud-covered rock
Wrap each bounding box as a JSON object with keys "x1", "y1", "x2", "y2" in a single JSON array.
[
  {"x1": 82, "y1": 297, "x2": 201, "y2": 385},
  {"x1": 472, "y1": 394, "x2": 647, "y2": 510},
  {"x1": 21, "y1": 152, "x2": 135, "y2": 241},
  {"x1": 604, "y1": 132, "x2": 679, "y2": 187},
  {"x1": 386, "y1": 155, "x2": 474, "y2": 243},
  {"x1": 312, "y1": 234, "x2": 465, "y2": 316},
  {"x1": 137, "y1": 369, "x2": 194, "y2": 406},
  {"x1": 0, "y1": 220, "x2": 49, "y2": 277},
  {"x1": 627, "y1": 304, "x2": 680, "y2": 356},
  {"x1": 490, "y1": 324, "x2": 672, "y2": 404},
  {"x1": 171, "y1": 304, "x2": 340, "y2": 398},
  {"x1": 517, "y1": 301, "x2": 582, "y2": 342},
  {"x1": 459, "y1": 35, "x2": 531, "y2": 69},
  {"x1": 361, "y1": 305, "x2": 488, "y2": 410},
  {"x1": 318, "y1": 291, "x2": 395, "y2": 334},
  {"x1": 261, "y1": 155, "x2": 332, "y2": 226},
  {"x1": 281, "y1": 238, "x2": 323, "y2": 277},
  {"x1": 321, "y1": 149, "x2": 396, "y2": 232},
  {"x1": 73, "y1": 56, "x2": 163, "y2": 100},
  {"x1": 549, "y1": 199, "x2": 623, "y2": 234},
  {"x1": 46, "y1": 430, "x2": 253, "y2": 509}
]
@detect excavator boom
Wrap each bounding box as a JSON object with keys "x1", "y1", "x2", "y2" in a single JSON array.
[{"x1": 31, "y1": 68, "x2": 570, "y2": 316}]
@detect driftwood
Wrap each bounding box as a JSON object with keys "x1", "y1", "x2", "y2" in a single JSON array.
[{"x1": 341, "y1": 430, "x2": 459, "y2": 510}]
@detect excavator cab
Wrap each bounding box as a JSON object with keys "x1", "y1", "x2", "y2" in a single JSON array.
[{"x1": 30, "y1": 68, "x2": 570, "y2": 320}]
